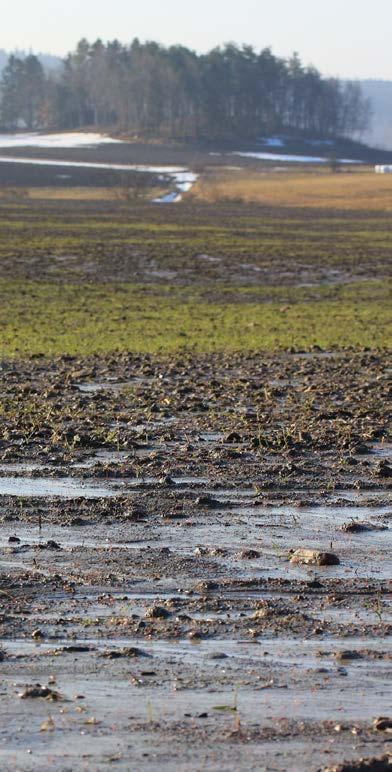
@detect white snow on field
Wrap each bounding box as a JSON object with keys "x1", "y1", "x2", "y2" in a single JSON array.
[
  {"x1": 0, "y1": 154, "x2": 198, "y2": 202},
  {"x1": 0, "y1": 154, "x2": 195, "y2": 179},
  {"x1": 232, "y1": 151, "x2": 362, "y2": 164},
  {"x1": 260, "y1": 137, "x2": 285, "y2": 147},
  {"x1": 153, "y1": 191, "x2": 182, "y2": 203},
  {"x1": 0, "y1": 132, "x2": 123, "y2": 149}
]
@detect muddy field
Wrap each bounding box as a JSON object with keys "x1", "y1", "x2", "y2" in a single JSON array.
[
  {"x1": 0, "y1": 349, "x2": 391, "y2": 771},
  {"x1": 0, "y1": 135, "x2": 390, "y2": 770}
]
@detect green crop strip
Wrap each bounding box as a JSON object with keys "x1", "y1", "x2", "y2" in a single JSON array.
[{"x1": 0, "y1": 280, "x2": 389, "y2": 356}]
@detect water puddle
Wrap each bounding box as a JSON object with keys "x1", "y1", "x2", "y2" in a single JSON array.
[
  {"x1": 0, "y1": 462, "x2": 44, "y2": 473},
  {"x1": 76, "y1": 380, "x2": 129, "y2": 394},
  {"x1": 0, "y1": 477, "x2": 117, "y2": 497},
  {"x1": 231, "y1": 150, "x2": 362, "y2": 164},
  {"x1": 4, "y1": 634, "x2": 390, "y2": 667},
  {"x1": 199, "y1": 432, "x2": 225, "y2": 442},
  {"x1": 72, "y1": 450, "x2": 133, "y2": 469}
]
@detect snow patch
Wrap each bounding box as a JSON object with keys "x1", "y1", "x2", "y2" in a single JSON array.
[
  {"x1": 153, "y1": 191, "x2": 182, "y2": 203},
  {"x1": 0, "y1": 132, "x2": 123, "y2": 149},
  {"x1": 231, "y1": 151, "x2": 362, "y2": 164},
  {"x1": 0, "y1": 153, "x2": 198, "y2": 203},
  {"x1": 259, "y1": 136, "x2": 285, "y2": 148}
]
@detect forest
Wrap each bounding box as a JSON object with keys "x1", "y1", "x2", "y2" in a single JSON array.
[{"x1": 0, "y1": 39, "x2": 371, "y2": 140}]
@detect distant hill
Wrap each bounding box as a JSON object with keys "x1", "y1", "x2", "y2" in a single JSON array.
[
  {"x1": 0, "y1": 49, "x2": 62, "y2": 75},
  {"x1": 0, "y1": 47, "x2": 390, "y2": 152},
  {"x1": 359, "y1": 80, "x2": 392, "y2": 151}
]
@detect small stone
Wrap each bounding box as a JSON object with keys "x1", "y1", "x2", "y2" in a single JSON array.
[
  {"x1": 239, "y1": 549, "x2": 260, "y2": 559},
  {"x1": 335, "y1": 650, "x2": 362, "y2": 662},
  {"x1": 224, "y1": 432, "x2": 242, "y2": 443},
  {"x1": 159, "y1": 475, "x2": 176, "y2": 486},
  {"x1": 252, "y1": 608, "x2": 269, "y2": 620},
  {"x1": 354, "y1": 444, "x2": 372, "y2": 455},
  {"x1": 341, "y1": 521, "x2": 385, "y2": 533},
  {"x1": 103, "y1": 647, "x2": 145, "y2": 659},
  {"x1": 196, "y1": 580, "x2": 219, "y2": 592},
  {"x1": 375, "y1": 461, "x2": 392, "y2": 478},
  {"x1": 290, "y1": 549, "x2": 340, "y2": 566},
  {"x1": 188, "y1": 630, "x2": 202, "y2": 640},
  {"x1": 70, "y1": 517, "x2": 89, "y2": 526},
  {"x1": 31, "y1": 629, "x2": 44, "y2": 639},
  {"x1": 307, "y1": 579, "x2": 324, "y2": 588},
  {"x1": 40, "y1": 716, "x2": 56, "y2": 732},
  {"x1": 373, "y1": 716, "x2": 392, "y2": 732},
  {"x1": 324, "y1": 754, "x2": 392, "y2": 771},
  {"x1": 19, "y1": 684, "x2": 62, "y2": 700},
  {"x1": 196, "y1": 495, "x2": 219, "y2": 508},
  {"x1": 145, "y1": 606, "x2": 171, "y2": 619},
  {"x1": 194, "y1": 546, "x2": 207, "y2": 556}
]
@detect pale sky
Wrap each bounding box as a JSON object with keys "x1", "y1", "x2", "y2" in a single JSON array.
[{"x1": 2, "y1": 0, "x2": 391, "y2": 79}]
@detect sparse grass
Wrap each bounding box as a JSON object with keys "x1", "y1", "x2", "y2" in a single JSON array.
[
  {"x1": 0, "y1": 182, "x2": 390, "y2": 357},
  {"x1": 0, "y1": 197, "x2": 390, "y2": 285},
  {"x1": 190, "y1": 168, "x2": 392, "y2": 211},
  {"x1": 0, "y1": 279, "x2": 389, "y2": 356}
]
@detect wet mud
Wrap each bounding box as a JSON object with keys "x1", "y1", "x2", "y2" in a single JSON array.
[{"x1": 0, "y1": 351, "x2": 390, "y2": 769}]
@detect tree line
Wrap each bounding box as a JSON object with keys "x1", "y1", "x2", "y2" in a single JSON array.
[{"x1": 0, "y1": 39, "x2": 371, "y2": 140}]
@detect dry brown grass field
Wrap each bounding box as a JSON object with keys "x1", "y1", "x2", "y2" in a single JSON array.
[
  {"x1": 0, "y1": 186, "x2": 166, "y2": 201},
  {"x1": 190, "y1": 166, "x2": 392, "y2": 210}
]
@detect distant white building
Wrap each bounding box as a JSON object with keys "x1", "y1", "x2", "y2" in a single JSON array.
[{"x1": 375, "y1": 165, "x2": 392, "y2": 173}]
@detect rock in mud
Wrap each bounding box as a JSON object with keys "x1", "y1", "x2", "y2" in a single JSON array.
[
  {"x1": 252, "y1": 608, "x2": 269, "y2": 620},
  {"x1": 145, "y1": 606, "x2": 171, "y2": 619},
  {"x1": 159, "y1": 475, "x2": 176, "y2": 486},
  {"x1": 55, "y1": 645, "x2": 92, "y2": 654},
  {"x1": 38, "y1": 540, "x2": 61, "y2": 550},
  {"x1": 196, "y1": 495, "x2": 220, "y2": 508},
  {"x1": 373, "y1": 717, "x2": 392, "y2": 733},
  {"x1": 31, "y1": 629, "x2": 44, "y2": 639},
  {"x1": 353, "y1": 444, "x2": 372, "y2": 455},
  {"x1": 341, "y1": 521, "x2": 387, "y2": 533},
  {"x1": 188, "y1": 629, "x2": 203, "y2": 640},
  {"x1": 324, "y1": 754, "x2": 392, "y2": 770},
  {"x1": 102, "y1": 647, "x2": 147, "y2": 659},
  {"x1": 224, "y1": 432, "x2": 242, "y2": 443},
  {"x1": 19, "y1": 684, "x2": 62, "y2": 700},
  {"x1": 196, "y1": 580, "x2": 219, "y2": 592},
  {"x1": 374, "y1": 461, "x2": 392, "y2": 478},
  {"x1": 239, "y1": 549, "x2": 261, "y2": 559},
  {"x1": 307, "y1": 579, "x2": 324, "y2": 588},
  {"x1": 335, "y1": 650, "x2": 362, "y2": 662},
  {"x1": 290, "y1": 549, "x2": 340, "y2": 566},
  {"x1": 69, "y1": 517, "x2": 89, "y2": 526}
]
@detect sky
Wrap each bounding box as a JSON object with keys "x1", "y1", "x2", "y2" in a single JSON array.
[{"x1": 2, "y1": 0, "x2": 391, "y2": 80}]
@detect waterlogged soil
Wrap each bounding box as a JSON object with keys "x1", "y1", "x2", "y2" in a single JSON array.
[
  {"x1": 0, "y1": 194, "x2": 391, "y2": 289},
  {"x1": 0, "y1": 351, "x2": 391, "y2": 771}
]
